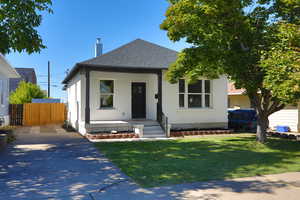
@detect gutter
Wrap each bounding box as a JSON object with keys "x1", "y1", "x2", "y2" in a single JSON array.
[{"x1": 62, "y1": 63, "x2": 168, "y2": 85}]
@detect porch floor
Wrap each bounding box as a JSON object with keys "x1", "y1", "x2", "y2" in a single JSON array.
[{"x1": 88, "y1": 120, "x2": 166, "y2": 138}]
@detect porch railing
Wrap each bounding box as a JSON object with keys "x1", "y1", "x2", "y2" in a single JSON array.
[{"x1": 157, "y1": 103, "x2": 168, "y2": 137}]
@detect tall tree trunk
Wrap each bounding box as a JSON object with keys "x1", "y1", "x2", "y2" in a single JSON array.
[
  {"x1": 256, "y1": 113, "x2": 269, "y2": 143},
  {"x1": 248, "y1": 90, "x2": 284, "y2": 143}
]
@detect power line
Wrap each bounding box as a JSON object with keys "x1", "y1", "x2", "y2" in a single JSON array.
[
  {"x1": 48, "y1": 61, "x2": 50, "y2": 97},
  {"x1": 38, "y1": 81, "x2": 60, "y2": 84},
  {"x1": 38, "y1": 74, "x2": 63, "y2": 76}
]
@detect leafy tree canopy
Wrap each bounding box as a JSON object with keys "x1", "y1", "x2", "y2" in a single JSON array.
[
  {"x1": 0, "y1": 0, "x2": 52, "y2": 55},
  {"x1": 161, "y1": 0, "x2": 300, "y2": 142},
  {"x1": 9, "y1": 81, "x2": 47, "y2": 104}
]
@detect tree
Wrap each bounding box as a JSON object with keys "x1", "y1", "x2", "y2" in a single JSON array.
[
  {"x1": 161, "y1": 0, "x2": 300, "y2": 143},
  {"x1": 9, "y1": 81, "x2": 47, "y2": 104},
  {"x1": 0, "y1": 0, "x2": 52, "y2": 55}
]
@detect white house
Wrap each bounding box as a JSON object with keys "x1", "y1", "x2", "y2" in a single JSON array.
[
  {"x1": 62, "y1": 39, "x2": 228, "y2": 137},
  {"x1": 0, "y1": 54, "x2": 20, "y2": 126}
]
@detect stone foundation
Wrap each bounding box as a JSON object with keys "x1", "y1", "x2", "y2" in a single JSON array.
[
  {"x1": 171, "y1": 129, "x2": 232, "y2": 137},
  {"x1": 268, "y1": 132, "x2": 300, "y2": 140},
  {"x1": 86, "y1": 133, "x2": 139, "y2": 140}
]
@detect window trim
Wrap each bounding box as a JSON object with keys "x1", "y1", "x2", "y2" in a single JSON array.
[
  {"x1": 178, "y1": 79, "x2": 185, "y2": 108},
  {"x1": 99, "y1": 79, "x2": 115, "y2": 109},
  {"x1": 0, "y1": 80, "x2": 4, "y2": 106},
  {"x1": 178, "y1": 79, "x2": 212, "y2": 109}
]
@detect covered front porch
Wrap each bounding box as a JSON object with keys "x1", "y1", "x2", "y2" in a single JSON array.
[{"x1": 83, "y1": 66, "x2": 167, "y2": 137}]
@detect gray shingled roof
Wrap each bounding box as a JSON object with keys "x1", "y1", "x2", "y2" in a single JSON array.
[
  {"x1": 9, "y1": 68, "x2": 37, "y2": 92},
  {"x1": 79, "y1": 39, "x2": 178, "y2": 69},
  {"x1": 62, "y1": 39, "x2": 178, "y2": 84}
]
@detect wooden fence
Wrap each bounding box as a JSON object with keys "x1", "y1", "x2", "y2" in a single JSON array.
[
  {"x1": 9, "y1": 103, "x2": 66, "y2": 126},
  {"x1": 23, "y1": 103, "x2": 66, "y2": 126},
  {"x1": 9, "y1": 104, "x2": 23, "y2": 126}
]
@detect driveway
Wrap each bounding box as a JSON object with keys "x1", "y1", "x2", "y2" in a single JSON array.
[
  {"x1": 0, "y1": 125, "x2": 130, "y2": 200},
  {"x1": 1, "y1": 125, "x2": 300, "y2": 200}
]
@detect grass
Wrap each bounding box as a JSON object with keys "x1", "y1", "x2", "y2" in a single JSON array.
[
  {"x1": 0, "y1": 126, "x2": 16, "y2": 143},
  {"x1": 95, "y1": 134, "x2": 300, "y2": 187}
]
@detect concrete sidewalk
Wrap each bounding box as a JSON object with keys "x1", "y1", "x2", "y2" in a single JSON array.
[{"x1": 92, "y1": 172, "x2": 300, "y2": 200}]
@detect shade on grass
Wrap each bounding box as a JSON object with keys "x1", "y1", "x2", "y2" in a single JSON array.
[{"x1": 95, "y1": 135, "x2": 300, "y2": 187}]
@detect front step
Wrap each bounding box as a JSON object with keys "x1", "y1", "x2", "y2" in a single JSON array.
[{"x1": 143, "y1": 125, "x2": 166, "y2": 138}]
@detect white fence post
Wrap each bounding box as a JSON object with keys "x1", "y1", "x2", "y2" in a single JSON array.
[
  {"x1": 167, "y1": 124, "x2": 171, "y2": 137},
  {"x1": 133, "y1": 125, "x2": 144, "y2": 138}
]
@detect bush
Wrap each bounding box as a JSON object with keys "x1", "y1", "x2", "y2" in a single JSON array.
[{"x1": 9, "y1": 81, "x2": 47, "y2": 104}]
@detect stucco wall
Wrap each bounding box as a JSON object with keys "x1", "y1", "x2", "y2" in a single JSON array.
[
  {"x1": 67, "y1": 73, "x2": 82, "y2": 130},
  {"x1": 162, "y1": 72, "x2": 228, "y2": 128},
  {"x1": 0, "y1": 72, "x2": 10, "y2": 125},
  {"x1": 228, "y1": 95, "x2": 251, "y2": 109},
  {"x1": 88, "y1": 71, "x2": 158, "y2": 121},
  {"x1": 67, "y1": 70, "x2": 229, "y2": 133}
]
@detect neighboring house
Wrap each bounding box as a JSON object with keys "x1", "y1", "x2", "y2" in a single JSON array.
[
  {"x1": 228, "y1": 82, "x2": 300, "y2": 132},
  {"x1": 62, "y1": 39, "x2": 228, "y2": 136},
  {"x1": 9, "y1": 68, "x2": 37, "y2": 92},
  {"x1": 268, "y1": 104, "x2": 300, "y2": 132},
  {"x1": 228, "y1": 82, "x2": 251, "y2": 109},
  {"x1": 0, "y1": 55, "x2": 20, "y2": 126}
]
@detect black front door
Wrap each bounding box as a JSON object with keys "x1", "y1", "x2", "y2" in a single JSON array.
[{"x1": 132, "y1": 82, "x2": 146, "y2": 119}]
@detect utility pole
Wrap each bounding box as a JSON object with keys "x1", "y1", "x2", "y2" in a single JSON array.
[{"x1": 48, "y1": 61, "x2": 50, "y2": 98}]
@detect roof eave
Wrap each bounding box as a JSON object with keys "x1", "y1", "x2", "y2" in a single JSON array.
[
  {"x1": 62, "y1": 63, "x2": 81, "y2": 84},
  {"x1": 0, "y1": 55, "x2": 20, "y2": 78},
  {"x1": 62, "y1": 63, "x2": 167, "y2": 85}
]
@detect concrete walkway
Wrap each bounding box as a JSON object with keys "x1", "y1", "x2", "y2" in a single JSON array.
[{"x1": 1, "y1": 126, "x2": 300, "y2": 199}]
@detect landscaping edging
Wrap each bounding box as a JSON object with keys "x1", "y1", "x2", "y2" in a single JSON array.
[
  {"x1": 170, "y1": 129, "x2": 232, "y2": 137},
  {"x1": 268, "y1": 131, "x2": 300, "y2": 140},
  {"x1": 86, "y1": 133, "x2": 139, "y2": 140}
]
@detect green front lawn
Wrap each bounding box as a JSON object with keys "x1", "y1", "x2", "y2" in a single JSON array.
[{"x1": 95, "y1": 134, "x2": 300, "y2": 187}]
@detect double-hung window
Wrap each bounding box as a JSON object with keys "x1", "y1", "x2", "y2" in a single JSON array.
[
  {"x1": 100, "y1": 80, "x2": 114, "y2": 109},
  {"x1": 179, "y1": 79, "x2": 212, "y2": 108}
]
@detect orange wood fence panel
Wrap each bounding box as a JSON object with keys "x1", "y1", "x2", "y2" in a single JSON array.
[{"x1": 23, "y1": 103, "x2": 66, "y2": 126}]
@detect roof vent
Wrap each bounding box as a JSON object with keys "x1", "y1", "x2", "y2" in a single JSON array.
[{"x1": 95, "y1": 38, "x2": 103, "y2": 57}]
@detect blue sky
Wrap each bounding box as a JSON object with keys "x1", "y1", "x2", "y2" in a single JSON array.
[{"x1": 6, "y1": 0, "x2": 188, "y2": 101}]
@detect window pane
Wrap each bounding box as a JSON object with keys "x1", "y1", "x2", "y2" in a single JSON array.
[
  {"x1": 100, "y1": 95, "x2": 113, "y2": 108},
  {"x1": 205, "y1": 80, "x2": 210, "y2": 93},
  {"x1": 179, "y1": 79, "x2": 185, "y2": 93},
  {"x1": 188, "y1": 80, "x2": 202, "y2": 93},
  {"x1": 179, "y1": 94, "x2": 184, "y2": 107},
  {"x1": 100, "y1": 80, "x2": 114, "y2": 93},
  {"x1": 205, "y1": 95, "x2": 210, "y2": 107},
  {"x1": 188, "y1": 95, "x2": 202, "y2": 108}
]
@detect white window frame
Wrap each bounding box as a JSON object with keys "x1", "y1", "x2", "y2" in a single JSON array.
[
  {"x1": 99, "y1": 80, "x2": 115, "y2": 109},
  {"x1": 0, "y1": 80, "x2": 3, "y2": 105},
  {"x1": 178, "y1": 79, "x2": 212, "y2": 109}
]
